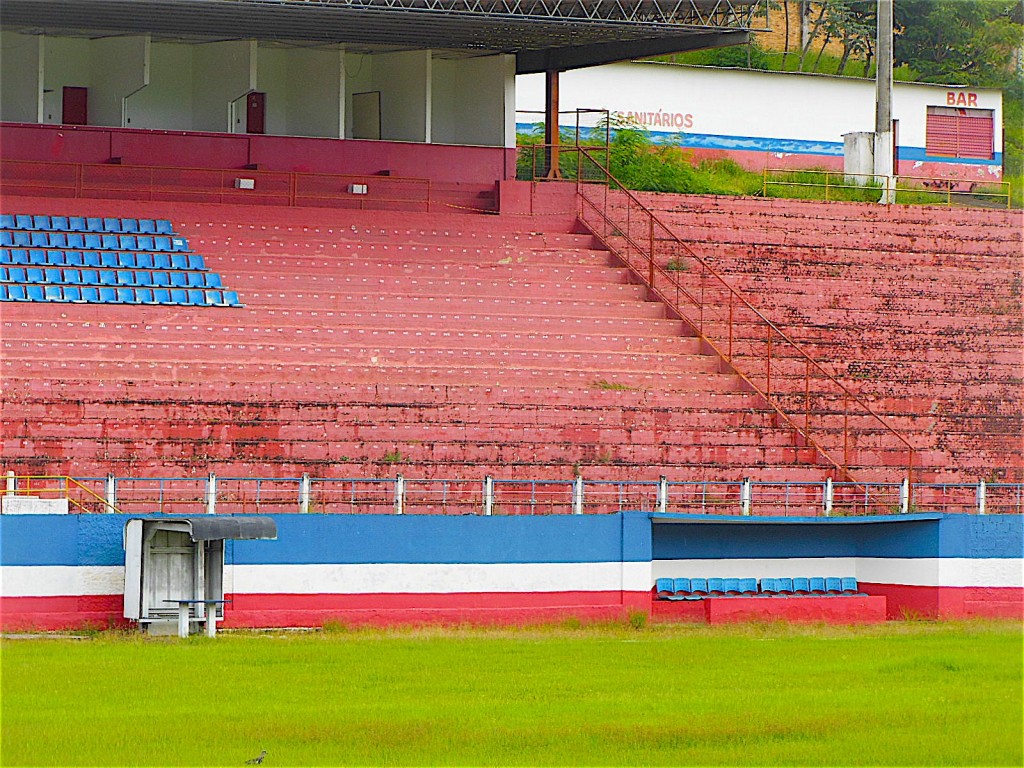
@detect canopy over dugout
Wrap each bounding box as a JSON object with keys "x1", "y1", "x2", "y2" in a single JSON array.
[{"x1": 1, "y1": 0, "x2": 769, "y2": 73}]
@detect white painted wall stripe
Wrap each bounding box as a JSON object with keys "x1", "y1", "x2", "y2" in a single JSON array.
[{"x1": 1, "y1": 566, "x2": 124, "y2": 597}]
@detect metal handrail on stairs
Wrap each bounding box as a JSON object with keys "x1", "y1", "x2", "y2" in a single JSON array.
[{"x1": 564, "y1": 146, "x2": 915, "y2": 486}]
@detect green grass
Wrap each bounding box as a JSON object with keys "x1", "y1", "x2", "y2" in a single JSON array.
[{"x1": 2, "y1": 621, "x2": 1021, "y2": 766}]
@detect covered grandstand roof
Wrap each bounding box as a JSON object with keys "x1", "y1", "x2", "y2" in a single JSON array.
[{"x1": 0, "y1": 0, "x2": 769, "y2": 73}]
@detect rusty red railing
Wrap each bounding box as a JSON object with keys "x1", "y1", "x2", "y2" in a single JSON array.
[{"x1": 535, "y1": 145, "x2": 917, "y2": 486}]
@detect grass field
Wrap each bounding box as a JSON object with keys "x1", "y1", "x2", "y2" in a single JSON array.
[{"x1": 2, "y1": 620, "x2": 1021, "y2": 766}]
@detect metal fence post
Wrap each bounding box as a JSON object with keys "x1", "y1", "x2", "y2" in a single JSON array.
[
  {"x1": 572, "y1": 475, "x2": 584, "y2": 515},
  {"x1": 977, "y1": 479, "x2": 987, "y2": 515},
  {"x1": 394, "y1": 474, "x2": 405, "y2": 515},
  {"x1": 657, "y1": 476, "x2": 668, "y2": 515},
  {"x1": 483, "y1": 476, "x2": 494, "y2": 516},
  {"x1": 899, "y1": 478, "x2": 909, "y2": 514},
  {"x1": 823, "y1": 478, "x2": 834, "y2": 517},
  {"x1": 6, "y1": 470, "x2": 16, "y2": 496},
  {"x1": 300, "y1": 473, "x2": 311, "y2": 514},
  {"x1": 740, "y1": 477, "x2": 752, "y2": 516},
  {"x1": 105, "y1": 474, "x2": 117, "y2": 513},
  {"x1": 206, "y1": 473, "x2": 217, "y2": 515}
]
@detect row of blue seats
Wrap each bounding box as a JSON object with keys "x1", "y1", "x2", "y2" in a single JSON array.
[
  {"x1": 1, "y1": 267, "x2": 223, "y2": 289},
  {"x1": 1, "y1": 284, "x2": 241, "y2": 307},
  {"x1": 1, "y1": 214, "x2": 175, "y2": 235},
  {"x1": 655, "y1": 576, "x2": 860, "y2": 600},
  {"x1": 0, "y1": 230, "x2": 188, "y2": 252},
  {"x1": 1, "y1": 248, "x2": 205, "y2": 271}
]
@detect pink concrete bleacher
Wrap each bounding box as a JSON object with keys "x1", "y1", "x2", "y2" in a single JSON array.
[{"x1": 636, "y1": 193, "x2": 1023, "y2": 484}]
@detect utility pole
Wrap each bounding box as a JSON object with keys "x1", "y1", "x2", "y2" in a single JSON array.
[{"x1": 874, "y1": 0, "x2": 895, "y2": 203}]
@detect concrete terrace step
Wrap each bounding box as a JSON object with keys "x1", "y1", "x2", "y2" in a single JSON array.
[{"x1": 209, "y1": 248, "x2": 616, "y2": 270}]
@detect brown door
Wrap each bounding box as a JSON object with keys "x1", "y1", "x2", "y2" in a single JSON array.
[
  {"x1": 246, "y1": 92, "x2": 266, "y2": 134},
  {"x1": 62, "y1": 86, "x2": 88, "y2": 125}
]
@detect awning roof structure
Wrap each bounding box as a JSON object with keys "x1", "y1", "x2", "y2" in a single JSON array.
[
  {"x1": 0, "y1": 0, "x2": 770, "y2": 73},
  {"x1": 135, "y1": 516, "x2": 279, "y2": 541}
]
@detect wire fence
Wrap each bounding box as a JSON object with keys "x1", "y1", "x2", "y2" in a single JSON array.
[{"x1": 2, "y1": 474, "x2": 1019, "y2": 517}]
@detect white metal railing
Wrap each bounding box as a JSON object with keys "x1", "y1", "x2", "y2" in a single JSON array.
[{"x1": 3, "y1": 472, "x2": 1020, "y2": 516}]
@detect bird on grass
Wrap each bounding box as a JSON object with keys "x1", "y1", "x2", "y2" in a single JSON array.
[{"x1": 246, "y1": 750, "x2": 267, "y2": 765}]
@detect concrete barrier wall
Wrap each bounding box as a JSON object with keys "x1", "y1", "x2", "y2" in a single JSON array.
[{"x1": 1, "y1": 513, "x2": 1019, "y2": 630}]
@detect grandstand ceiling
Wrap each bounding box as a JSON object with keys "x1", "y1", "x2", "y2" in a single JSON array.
[{"x1": 0, "y1": 0, "x2": 768, "y2": 73}]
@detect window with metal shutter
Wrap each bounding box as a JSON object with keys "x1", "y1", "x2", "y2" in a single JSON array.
[{"x1": 925, "y1": 107, "x2": 994, "y2": 160}]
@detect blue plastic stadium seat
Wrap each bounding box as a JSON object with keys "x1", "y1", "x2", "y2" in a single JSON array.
[
  {"x1": 169, "y1": 288, "x2": 188, "y2": 305},
  {"x1": 656, "y1": 578, "x2": 675, "y2": 598},
  {"x1": 169, "y1": 271, "x2": 188, "y2": 288},
  {"x1": 186, "y1": 271, "x2": 205, "y2": 288},
  {"x1": 50, "y1": 216, "x2": 69, "y2": 232},
  {"x1": 28, "y1": 249, "x2": 47, "y2": 265},
  {"x1": 825, "y1": 577, "x2": 843, "y2": 594},
  {"x1": 10, "y1": 249, "x2": 28, "y2": 265},
  {"x1": 138, "y1": 219, "x2": 157, "y2": 235},
  {"x1": 98, "y1": 270, "x2": 117, "y2": 286},
  {"x1": 760, "y1": 578, "x2": 779, "y2": 595},
  {"x1": 63, "y1": 269, "x2": 83, "y2": 285},
  {"x1": 44, "y1": 268, "x2": 62, "y2": 284},
  {"x1": 153, "y1": 288, "x2": 173, "y2": 305},
  {"x1": 776, "y1": 578, "x2": 794, "y2": 595},
  {"x1": 49, "y1": 232, "x2": 68, "y2": 248},
  {"x1": 68, "y1": 216, "x2": 87, "y2": 232},
  {"x1": 67, "y1": 233, "x2": 86, "y2": 250},
  {"x1": 204, "y1": 273, "x2": 222, "y2": 289},
  {"x1": 15, "y1": 215, "x2": 33, "y2": 230},
  {"x1": 792, "y1": 577, "x2": 810, "y2": 594},
  {"x1": 722, "y1": 578, "x2": 741, "y2": 595},
  {"x1": 0, "y1": 249, "x2": 9, "y2": 265},
  {"x1": 80, "y1": 269, "x2": 99, "y2": 285},
  {"x1": 116, "y1": 287, "x2": 137, "y2": 303},
  {"x1": 186, "y1": 289, "x2": 204, "y2": 305},
  {"x1": 116, "y1": 270, "x2": 137, "y2": 286},
  {"x1": 0, "y1": 267, "x2": 7, "y2": 281},
  {"x1": 0, "y1": 285, "x2": 8, "y2": 301},
  {"x1": 171, "y1": 237, "x2": 189, "y2": 252},
  {"x1": 135, "y1": 252, "x2": 154, "y2": 269},
  {"x1": 0, "y1": 214, "x2": 15, "y2": 229},
  {"x1": 101, "y1": 235, "x2": 120, "y2": 250},
  {"x1": 136, "y1": 288, "x2": 156, "y2": 305},
  {"x1": 187, "y1": 254, "x2": 206, "y2": 270},
  {"x1": 81, "y1": 287, "x2": 100, "y2": 303},
  {"x1": 689, "y1": 578, "x2": 709, "y2": 596},
  {"x1": 86, "y1": 217, "x2": 104, "y2": 232},
  {"x1": 27, "y1": 285, "x2": 45, "y2": 301},
  {"x1": 153, "y1": 236, "x2": 172, "y2": 252},
  {"x1": 8, "y1": 267, "x2": 26, "y2": 282},
  {"x1": 46, "y1": 250, "x2": 65, "y2": 266},
  {"x1": 151, "y1": 271, "x2": 170, "y2": 287},
  {"x1": 64, "y1": 285, "x2": 84, "y2": 302},
  {"x1": 119, "y1": 235, "x2": 138, "y2": 251},
  {"x1": 737, "y1": 578, "x2": 758, "y2": 595},
  {"x1": 100, "y1": 252, "x2": 119, "y2": 268},
  {"x1": 137, "y1": 236, "x2": 155, "y2": 253},
  {"x1": 7, "y1": 284, "x2": 28, "y2": 301},
  {"x1": 672, "y1": 577, "x2": 692, "y2": 596},
  {"x1": 13, "y1": 231, "x2": 31, "y2": 248},
  {"x1": 98, "y1": 287, "x2": 118, "y2": 303},
  {"x1": 66, "y1": 251, "x2": 85, "y2": 267},
  {"x1": 118, "y1": 252, "x2": 137, "y2": 268},
  {"x1": 170, "y1": 254, "x2": 189, "y2": 270},
  {"x1": 45, "y1": 285, "x2": 67, "y2": 301},
  {"x1": 135, "y1": 271, "x2": 153, "y2": 287},
  {"x1": 30, "y1": 232, "x2": 49, "y2": 247},
  {"x1": 222, "y1": 291, "x2": 241, "y2": 307},
  {"x1": 33, "y1": 215, "x2": 51, "y2": 231},
  {"x1": 808, "y1": 577, "x2": 826, "y2": 594},
  {"x1": 103, "y1": 217, "x2": 122, "y2": 233},
  {"x1": 82, "y1": 252, "x2": 101, "y2": 268},
  {"x1": 153, "y1": 253, "x2": 172, "y2": 269},
  {"x1": 707, "y1": 578, "x2": 725, "y2": 595},
  {"x1": 156, "y1": 219, "x2": 174, "y2": 235},
  {"x1": 26, "y1": 268, "x2": 44, "y2": 283},
  {"x1": 204, "y1": 290, "x2": 223, "y2": 306},
  {"x1": 840, "y1": 577, "x2": 858, "y2": 594},
  {"x1": 84, "y1": 234, "x2": 102, "y2": 250},
  {"x1": 0, "y1": 232, "x2": 13, "y2": 247},
  {"x1": 121, "y1": 218, "x2": 139, "y2": 234}
]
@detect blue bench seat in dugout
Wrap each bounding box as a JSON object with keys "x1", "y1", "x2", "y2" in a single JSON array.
[{"x1": 654, "y1": 577, "x2": 863, "y2": 600}]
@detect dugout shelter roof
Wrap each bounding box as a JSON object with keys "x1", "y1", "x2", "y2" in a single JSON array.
[{"x1": 0, "y1": 0, "x2": 769, "y2": 73}]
